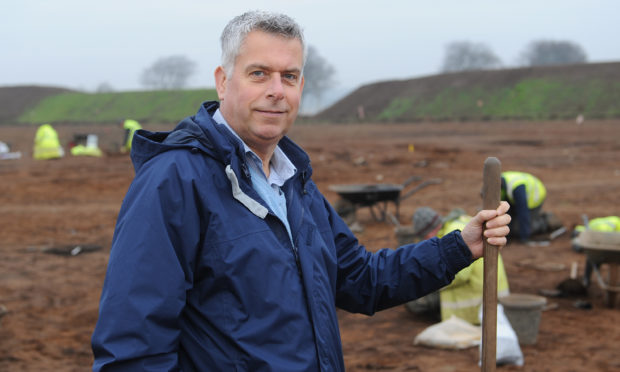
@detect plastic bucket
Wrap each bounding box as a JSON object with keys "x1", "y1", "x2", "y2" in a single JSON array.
[
  {"x1": 499, "y1": 293, "x2": 547, "y2": 345},
  {"x1": 86, "y1": 134, "x2": 99, "y2": 148}
]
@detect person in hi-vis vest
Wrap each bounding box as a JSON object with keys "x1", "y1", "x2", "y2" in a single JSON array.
[
  {"x1": 501, "y1": 171, "x2": 547, "y2": 243},
  {"x1": 121, "y1": 119, "x2": 142, "y2": 153},
  {"x1": 404, "y1": 207, "x2": 510, "y2": 325}
]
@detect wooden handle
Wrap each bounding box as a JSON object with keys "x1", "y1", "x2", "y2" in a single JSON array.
[{"x1": 481, "y1": 157, "x2": 501, "y2": 372}]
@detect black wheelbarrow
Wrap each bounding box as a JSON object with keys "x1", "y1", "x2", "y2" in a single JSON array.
[
  {"x1": 329, "y1": 176, "x2": 442, "y2": 222},
  {"x1": 574, "y1": 229, "x2": 620, "y2": 308}
]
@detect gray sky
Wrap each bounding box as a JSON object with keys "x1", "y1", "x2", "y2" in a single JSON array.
[{"x1": 3, "y1": 0, "x2": 619, "y2": 95}]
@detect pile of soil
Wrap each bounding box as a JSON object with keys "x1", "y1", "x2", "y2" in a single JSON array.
[{"x1": 0, "y1": 119, "x2": 619, "y2": 371}]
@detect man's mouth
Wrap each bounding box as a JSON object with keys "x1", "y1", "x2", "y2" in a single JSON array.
[{"x1": 256, "y1": 109, "x2": 286, "y2": 115}]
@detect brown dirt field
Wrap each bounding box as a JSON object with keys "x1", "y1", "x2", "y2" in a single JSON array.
[{"x1": 1, "y1": 119, "x2": 619, "y2": 371}]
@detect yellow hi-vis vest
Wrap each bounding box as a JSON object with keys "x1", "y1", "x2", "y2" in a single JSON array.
[
  {"x1": 575, "y1": 216, "x2": 620, "y2": 233},
  {"x1": 33, "y1": 124, "x2": 65, "y2": 160},
  {"x1": 502, "y1": 171, "x2": 546, "y2": 209},
  {"x1": 437, "y1": 215, "x2": 510, "y2": 325},
  {"x1": 123, "y1": 119, "x2": 142, "y2": 151}
]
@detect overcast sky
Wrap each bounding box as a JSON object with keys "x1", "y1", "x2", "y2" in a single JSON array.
[{"x1": 3, "y1": 0, "x2": 619, "y2": 95}]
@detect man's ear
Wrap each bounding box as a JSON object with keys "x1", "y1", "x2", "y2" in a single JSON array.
[{"x1": 214, "y1": 66, "x2": 227, "y2": 100}]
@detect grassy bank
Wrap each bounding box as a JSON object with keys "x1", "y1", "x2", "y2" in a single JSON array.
[
  {"x1": 316, "y1": 62, "x2": 620, "y2": 123},
  {"x1": 377, "y1": 79, "x2": 620, "y2": 121},
  {"x1": 18, "y1": 89, "x2": 218, "y2": 124},
  {"x1": 10, "y1": 62, "x2": 620, "y2": 125}
]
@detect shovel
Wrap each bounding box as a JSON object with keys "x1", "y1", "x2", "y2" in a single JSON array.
[{"x1": 481, "y1": 157, "x2": 501, "y2": 372}]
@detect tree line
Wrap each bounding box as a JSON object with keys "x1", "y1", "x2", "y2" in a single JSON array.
[{"x1": 441, "y1": 40, "x2": 587, "y2": 72}]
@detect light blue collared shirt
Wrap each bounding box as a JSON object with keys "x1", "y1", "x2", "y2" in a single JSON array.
[{"x1": 212, "y1": 109, "x2": 296, "y2": 242}]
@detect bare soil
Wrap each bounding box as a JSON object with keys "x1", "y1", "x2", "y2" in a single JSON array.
[{"x1": 1, "y1": 119, "x2": 619, "y2": 371}]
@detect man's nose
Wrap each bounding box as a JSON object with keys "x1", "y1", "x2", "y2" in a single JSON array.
[{"x1": 266, "y1": 74, "x2": 285, "y2": 100}]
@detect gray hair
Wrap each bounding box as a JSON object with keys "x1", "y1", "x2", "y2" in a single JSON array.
[{"x1": 220, "y1": 10, "x2": 306, "y2": 77}]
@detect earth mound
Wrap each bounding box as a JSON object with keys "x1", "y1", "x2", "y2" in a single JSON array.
[
  {"x1": 0, "y1": 85, "x2": 75, "y2": 123},
  {"x1": 315, "y1": 61, "x2": 620, "y2": 123}
]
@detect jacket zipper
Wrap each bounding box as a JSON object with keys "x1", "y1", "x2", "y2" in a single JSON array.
[{"x1": 291, "y1": 244, "x2": 302, "y2": 278}]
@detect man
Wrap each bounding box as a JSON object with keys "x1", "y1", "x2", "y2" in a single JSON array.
[
  {"x1": 405, "y1": 207, "x2": 510, "y2": 325},
  {"x1": 33, "y1": 123, "x2": 64, "y2": 160},
  {"x1": 501, "y1": 171, "x2": 546, "y2": 243},
  {"x1": 91, "y1": 11, "x2": 510, "y2": 371},
  {"x1": 120, "y1": 118, "x2": 141, "y2": 153}
]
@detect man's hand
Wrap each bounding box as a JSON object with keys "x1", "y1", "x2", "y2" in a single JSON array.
[{"x1": 461, "y1": 201, "x2": 511, "y2": 259}]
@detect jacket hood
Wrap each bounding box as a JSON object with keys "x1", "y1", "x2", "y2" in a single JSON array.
[{"x1": 129, "y1": 101, "x2": 313, "y2": 178}]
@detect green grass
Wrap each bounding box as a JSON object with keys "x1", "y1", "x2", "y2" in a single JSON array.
[
  {"x1": 18, "y1": 89, "x2": 218, "y2": 124},
  {"x1": 378, "y1": 97, "x2": 416, "y2": 121},
  {"x1": 14, "y1": 75, "x2": 620, "y2": 124},
  {"x1": 375, "y1": 78, "x2": 620, "y2": 121}
]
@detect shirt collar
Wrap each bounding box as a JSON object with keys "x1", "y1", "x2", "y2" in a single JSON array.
[{"x1": 212, "y1": 109, "x2": 297, "y2": 186}]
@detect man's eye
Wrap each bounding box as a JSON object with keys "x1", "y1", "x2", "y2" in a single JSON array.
[
  {"x1": 250, "y1": 71, "x2": 265, "y2": 77},
  {"x1": 283, "y1": 74, "x2": 298, "y2": 82}
]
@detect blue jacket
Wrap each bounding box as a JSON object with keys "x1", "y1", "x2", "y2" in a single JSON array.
[{"x1": 91, "y1": 101, "x2": 473, "y2": 371}]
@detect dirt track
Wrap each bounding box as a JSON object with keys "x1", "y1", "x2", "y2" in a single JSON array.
[{"x1": 1, "y1": 120, "x2": 619, "y2": 371}]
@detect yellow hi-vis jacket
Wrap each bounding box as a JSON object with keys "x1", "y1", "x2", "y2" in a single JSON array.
[
  {"x1": 502, "y1": 171, "x2": 546, "y2": 209},
  {"x1": 437, "y1": 215, "x2": 510, "y2": 325},
  {"x1": 575, "y1": 216, "x2": 620, "y2": 233},
  {"x1": 123, "y1": 119, "x2": 142, "y2": 151},
  {"x1": 33, "y1": 124, "x2": 65, "y2": 160}
]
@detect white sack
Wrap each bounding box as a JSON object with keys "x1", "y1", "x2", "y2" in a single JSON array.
[
  {"x1": 478, "y1": 304, "x2": 524, "y2": 366},
  {"x1": 413, "y1": 315, "x2": 481, "y2": 350}
]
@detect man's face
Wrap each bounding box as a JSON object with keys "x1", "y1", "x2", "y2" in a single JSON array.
[{"x1": 215, "y1": 30, "x2": 304, "y2": 156}]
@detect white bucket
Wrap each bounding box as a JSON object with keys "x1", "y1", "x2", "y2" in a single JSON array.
[{"x1": 86, "y1": 134, "x2": 99, "y2": 148}]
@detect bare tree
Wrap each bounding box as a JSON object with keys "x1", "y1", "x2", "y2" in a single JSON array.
[
  {"x1": 441, "y1": 41, "x2": 502, "y2": 72},
  {"x1": 302, "y1": 45, "x2": 336, "y2": 109},
  {"x1": 519, "y1": 40, "x2": 587, "y2": 66},
  {"x1": 95, "y1": 82, "x2": 114, "y2": 93},
  {"x1": 140, "y1": 55, "x2": 197, "y2": 90}
]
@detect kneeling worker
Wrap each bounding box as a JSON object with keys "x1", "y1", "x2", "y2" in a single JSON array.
[
  {"x1": 501, "y1": 171, "x2": 547, "y2": 244},
  {"x1": 33, "y1": 123, "x2": 65, "y2": 160},
  {"x1": 405, "y1": 207, "x2": 510, "y2": 325}
]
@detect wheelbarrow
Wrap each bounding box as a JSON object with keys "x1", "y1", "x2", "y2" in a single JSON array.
[
  {"x1": 329, "y1": 176, "x2": 442, "y2": 222},
  {"x1": 574, "y1": 229, "x2": 620, "y2": 308}
]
